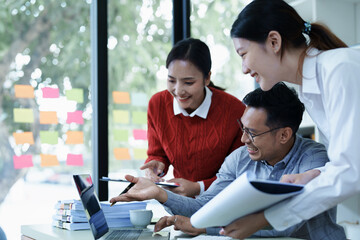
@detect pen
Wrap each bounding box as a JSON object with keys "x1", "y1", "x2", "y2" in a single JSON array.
[{"x1": 111, "y1": 182, "x2": 135, "y2": 206}]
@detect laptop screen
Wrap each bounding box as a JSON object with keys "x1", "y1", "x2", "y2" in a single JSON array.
[{"x1": 73, "y1": 174, "x2": 109, "y2": 239}]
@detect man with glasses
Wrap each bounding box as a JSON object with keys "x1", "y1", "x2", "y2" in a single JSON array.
[{"x1": 110, "y1": 82, "x2": 346, "y2": 239}]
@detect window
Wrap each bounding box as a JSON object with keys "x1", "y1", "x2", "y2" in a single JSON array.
[{"x1": 0, "y1": 1, "x2": 91, "y2": 238}]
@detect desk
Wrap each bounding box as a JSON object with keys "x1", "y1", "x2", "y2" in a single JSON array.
[{"x1": 21, "y1": 224, "x2": 303, "y2": 240}]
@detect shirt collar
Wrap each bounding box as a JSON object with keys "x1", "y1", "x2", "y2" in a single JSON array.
[
  {"x1": 301, "y1": 48, "x2": 321, "y2": 94},
  {"x1": 173, "y1": 86, "x2": 213, "y2": 119}
]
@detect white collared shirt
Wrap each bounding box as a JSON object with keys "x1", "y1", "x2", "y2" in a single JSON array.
[
  {"x1": 173, "y1": 86, "x2": 213, "y2": 119},
  {"x1": 265, "y1": 47, "x2": 360, "y2": 230}
]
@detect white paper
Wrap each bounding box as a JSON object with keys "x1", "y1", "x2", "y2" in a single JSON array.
[{"x1": 190, "y1": 172, "x2": 303, "y2": 228}]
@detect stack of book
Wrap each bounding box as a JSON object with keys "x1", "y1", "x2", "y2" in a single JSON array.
[{"x1": 52, "y1": 199, "x2": 147, "y2": 231}]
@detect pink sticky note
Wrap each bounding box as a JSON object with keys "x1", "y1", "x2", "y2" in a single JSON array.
[
  {"x1": 133, "y1": 129, "x2": 148, "y2": 140},
  {"x1": 66, "y1": 111, "x2": 84, "y2": 124},
  {"x1": 42, "y1": 87, "x2": 60, "y2": 98},
  {"x1": 13, "y1": 155, "x2": 33, "y2": 169},
  {"x1": 66, "y1": 154, "x2": 83, "y2": 166}
]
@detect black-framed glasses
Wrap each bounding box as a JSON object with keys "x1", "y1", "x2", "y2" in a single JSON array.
[{"x1": 237, "y1": 119, "x2": 282, "y2": 142}]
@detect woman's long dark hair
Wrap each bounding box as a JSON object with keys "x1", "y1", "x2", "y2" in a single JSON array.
[
  {"x1": 166, "y1": 38, "x2": 225, "y2": 91},
  {"x1": 231, "y1": 0, "x2": 347, "y2": 62}
]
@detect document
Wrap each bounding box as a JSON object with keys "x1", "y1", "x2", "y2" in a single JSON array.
[{"x1": 190, "y1": 171, "x2": 304, "y2": 228}]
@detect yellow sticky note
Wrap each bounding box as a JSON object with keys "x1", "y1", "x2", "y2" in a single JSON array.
[
  {"x1": 113, "y1": 110, "x2": 130, "y2": 124},
  {"x1": 114, "y1": 129, "x2": 129, "y2": 142},
  {"x1": 114, "y1": 148, "x2": 131, "y2": 160},
  {"x1": 13, "y1": 132, "x2": 34, "y2": 145},
  {"x1": 40, "y1": 154, "x2": 60, "y2": 167},
  {"x1": 66, "y1": 131, "x2": 84, "y2": 144},
  {"x1": 66, "y1": 88, "x2": 84, "y2": 103},
  {"x1": 40, "y1": 131, "x2": 58, "y2": 144},
  {"x1": 113, "y1": 91, "x2": 131, "y2": 104},
  {"x1": 14, "y1": 108, "x2": 34, "y2": 123},
  {"x1": 133, "y1": 148, "x2": 148, "y2": 160},
  {"x1": 132, "y1": 111, "x2": 147, "y2": 124},
  {"x1": 14, "y1": 85, "x2": 35, "y2": 98},
  {"x1": 39, "y1": 111, "x2": 58, "y2": 124}
]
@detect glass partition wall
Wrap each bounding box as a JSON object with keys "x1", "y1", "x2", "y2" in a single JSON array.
[{"x1": 0, "y1": 1, "x2": 91, "y2": 239}]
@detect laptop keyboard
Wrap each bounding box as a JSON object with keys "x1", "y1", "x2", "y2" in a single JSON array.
[{"x1": 105, "y1": 229, "x2": 142, "y2": 240}]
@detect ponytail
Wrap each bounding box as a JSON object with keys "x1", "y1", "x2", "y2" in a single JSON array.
[{"x1": 306, "y1": 22, "x2": 348, "y2": 50}]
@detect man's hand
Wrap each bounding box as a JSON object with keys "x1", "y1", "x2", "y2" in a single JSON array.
[
  {"x1": 281, "y1": 169, "x2": 321, "y2": 185},
  {"x1": 165, "y1": 178, "x2": 200, "y2": 197},
  {"x1": 109, "y1": 175, "x2": 168, "y2": 204},
  {"x1": 220, "y1": 211, "x2": 269, "y2": 239},
  {"x1": 154, "y1": 215, "x2": 206, "y2": 236},
  {"x1": 140, "y1": 160, "x2": 165, "y2": 182}
]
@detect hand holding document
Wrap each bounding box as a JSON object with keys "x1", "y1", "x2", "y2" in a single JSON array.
[{"x1": 190, "y1": 172, "x2": 304, "y2": 228}]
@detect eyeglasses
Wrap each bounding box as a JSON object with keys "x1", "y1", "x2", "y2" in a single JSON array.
[{"x1": 237, "y1": 119, "x2": 282, "y2": 142}]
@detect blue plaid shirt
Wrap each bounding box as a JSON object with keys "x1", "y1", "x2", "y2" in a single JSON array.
[{"x1": 163, "y1": 135, "x2": 346, "y2": 240}]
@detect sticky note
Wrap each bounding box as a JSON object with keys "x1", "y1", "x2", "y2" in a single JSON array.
[
  {"x1": 131, "y1": 92, "x2": 148, "y2": 107},
  {"x1": 67, "y1": 111, "x2": 84, "y2": 124},
  {"x1": 132, "y1": 111, "x2": 147, "y2": 124},
  {"x1": 13, "y1": 132, "x2": 34, "y2": 145},
  {"x1": 66, "y1": 88, "x2": 84, "y2": 103},
  {"x1": 13, "y1": 155, "x2": 33, "y2": 169},
  {"x1": 40, "y1": 131, "x2": 58, "y2": 144},
  {"x1": 114, "y1": 129, "x2": 129, "y2": 141},
  {"x1": 113, "y1": 110, "x2": 129, "y2": 124},
  {"x1": 133, "y1": 129, "x2": 147, "y2": 140},
  {"x1": 113, "y1": 91, "x2": 131, "y2": 104},
  {"x1": 114, "y1": 148, "x2": 131, "y2": 160},
  {"x1": 14, "y1": 85, "x2": 35, "y2": 98},
  {"x1": 42, "y1": 87, "x2": 60, "y2": 98},
  {"x1": 66, "y1": 154, "x2": 84, "y2": 166},
  {"x1": 66, "y1": 131, "x2": 84, "y2": 144},
  {"x1": 39, "y1": 111, "x2": 58, "y2": 124},
  {"x1": 14, "y1": 108, "x2": 34, "y2": 123},
  {"x1": 40, "y1": 154, "x2": 59, "y2": 167},
  {"x1": 133, "y1": 148, "x2": 148, "y2": 160}
]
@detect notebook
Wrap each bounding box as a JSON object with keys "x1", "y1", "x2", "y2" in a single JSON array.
[{"x1": 73, "y1": 174, "x2": 170, "y2": 240}]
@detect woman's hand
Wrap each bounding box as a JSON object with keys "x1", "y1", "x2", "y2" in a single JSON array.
[
  {"x1": 109, "y1": 175, "x2": 168, "y2": 204},
  {"x1": 165, "y1": 178, "x2": 200, "y2": 197},
  {"x1": 281, "y1": 169, "x2": 321, "y2": 185},
  {"x1": 140, "y1": 160, "x2": 165, "y2": 182},
  {"x1": 154, "y1": 215, "x2": 206, "y2": 236},
  {"x1": 220, "y1": 211, "x2": 269, "y2": 239}
]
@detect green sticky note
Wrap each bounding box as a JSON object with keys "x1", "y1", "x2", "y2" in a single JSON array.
[
  {"x1": 40, "y1": 131, "x2": 59, "y2": 144},
  {"x1": 114, "y1": 129, "x2": 129, "y2": 141},
  {"x1": 113, "y1": 110, "x2": 129, "y2": 124},
  {"x1": 133, "y1": 148, "x2": 147, "y2": 160},
  {"x1": 66, "y1": 88, "x2": 84, "y2": 103},
  {"x1": 132, "y1": 111, "x2": 147, "y2": 124},
  {"x1": 14, "y1": 108, "x2": 34, "y2": 123}
]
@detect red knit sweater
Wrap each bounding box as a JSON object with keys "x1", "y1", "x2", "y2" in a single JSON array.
[{"x1": 146, "y1": 87, "x2": 245, "y2": 189}]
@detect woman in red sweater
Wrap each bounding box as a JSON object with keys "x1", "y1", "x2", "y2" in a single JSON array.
[{"x1": 141, "y1": 38, "x2": 245, "y2": 197}]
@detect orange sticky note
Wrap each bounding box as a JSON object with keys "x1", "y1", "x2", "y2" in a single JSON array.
[
  {"x1": 66, "y1": 131, "x2": 84, "y2": 144},
  {"x1": 39, "y1": 111, "x2": 58, "y2": 124},
  {"x1": 14, "y1": 85, "x2": 35, "y2": 98},
  {"x1": 114, "y1": 148, "x2": 131, "y2": 160},
  {"x1": 113, "y1": 91, "x2": 131, "y2": 104},
  {"x1": 13, "y1": 132, "x2": 34, "y2": 145},
  {"x1": 13, "y1": 155, "x2": 33, "y2": 169},
  {"x1": 66, "y1": 154, "x2": 84, "y2": 166},
  {"x1": 40, "y1": 154, "x2": 59, "y2": 167}
]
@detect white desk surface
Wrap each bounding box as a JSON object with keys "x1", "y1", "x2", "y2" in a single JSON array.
[{"x1": 21, "y1": 224, "x2": 303, "y2": 240}]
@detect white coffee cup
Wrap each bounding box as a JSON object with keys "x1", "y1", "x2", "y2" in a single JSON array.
[{"x1": 129, "y1": 209, "x2": 153, "y2": 228}]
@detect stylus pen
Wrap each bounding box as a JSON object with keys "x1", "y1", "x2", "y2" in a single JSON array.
[{"x1": 111, "y1": 182, "x2": 135, "y2": 206}]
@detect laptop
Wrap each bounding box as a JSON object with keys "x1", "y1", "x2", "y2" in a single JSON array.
[{"x1": 73, "y1": 174, "x2": 170, "y2": 240}]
